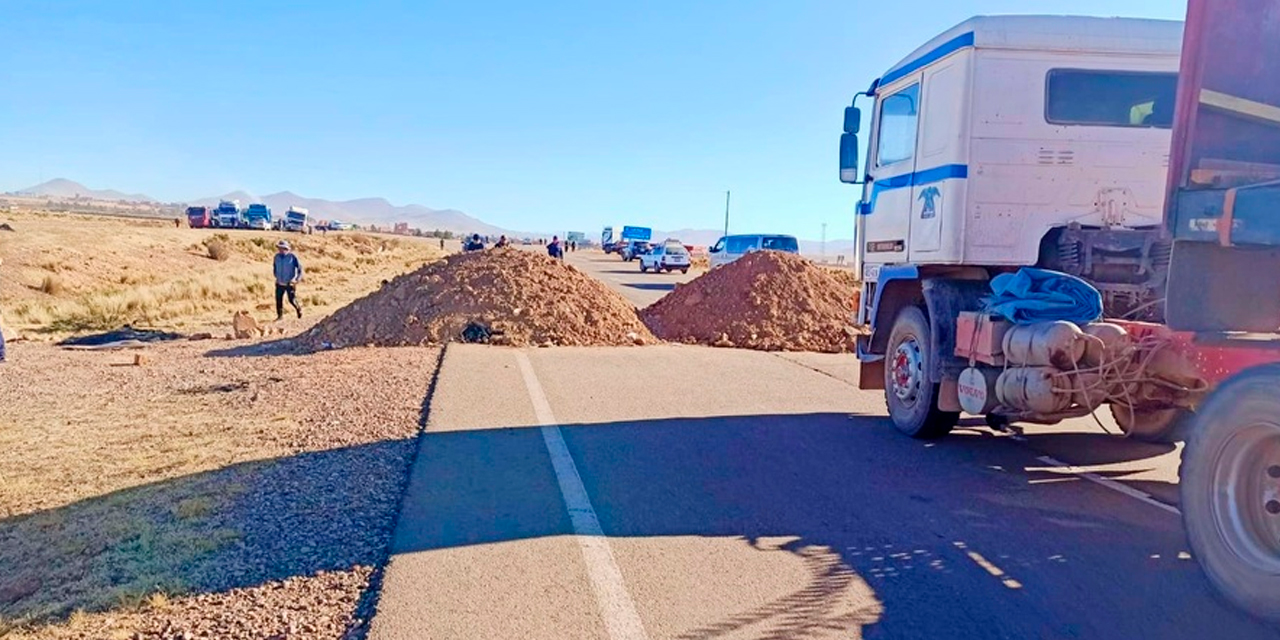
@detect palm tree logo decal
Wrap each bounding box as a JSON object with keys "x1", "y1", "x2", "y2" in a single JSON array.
[{"x1": 918, "y1": 186, "x2": 941, "y2": 219}]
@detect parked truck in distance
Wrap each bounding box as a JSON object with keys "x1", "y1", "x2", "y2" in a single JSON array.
[
  {"x1": 185, "y1": 206, "x2": 211, "y2": 228},
  {"x1": 213, "y1": 200, "x2": 242, "y2": 229},
  {"x1": 277, "y1": 206, "x2": 309, "y2": 233},
  {"x1": 244, "y1": 203, "x2": 273, "y2": 230}
]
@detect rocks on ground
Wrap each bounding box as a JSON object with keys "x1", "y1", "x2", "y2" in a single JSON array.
[
  {"x1": 303, "y1": 247, "x2": 657, "y2": 349},
  {"x1": 641, "y1": 251, "x2": 862, "y2": 353}
]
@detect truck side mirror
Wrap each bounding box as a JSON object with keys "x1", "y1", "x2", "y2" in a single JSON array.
[
  {"x1": 839, "y1": 133, "x2": 861, "y2": 184},
  {"x1": 843, "y1": 106, "x2": 861, "y2": 134}
]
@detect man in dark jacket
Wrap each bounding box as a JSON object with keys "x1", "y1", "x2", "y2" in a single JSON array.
[
  {"x1": 273, "y1": 241, "x2": 304, "y2": 320},
  {"x1": 547, "y1": 236, "x2": 564, "y2": 260}
]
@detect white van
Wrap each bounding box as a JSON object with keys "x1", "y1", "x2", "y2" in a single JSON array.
[{"x1": 708, "y1": 234, "x2": 800, "y2": 268}]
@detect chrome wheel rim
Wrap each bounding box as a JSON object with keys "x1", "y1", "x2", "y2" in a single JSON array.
[
  {"x1": 1212, "y1": 422, "x2": 1280, "y2": 574},
  {"x1": 890, "y1": 337, "x2": 924, "y2": 405}
]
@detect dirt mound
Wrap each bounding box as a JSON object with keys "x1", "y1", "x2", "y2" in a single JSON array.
[
  {"x1": 303, "y1": 248, "x2": 656, "y2": 349},
  {"x1": 641, "y1": 251, "x2": 861, "y2": 353}
]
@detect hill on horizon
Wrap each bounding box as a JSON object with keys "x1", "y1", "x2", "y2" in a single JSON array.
[{"x1": 14, "y1": 179, "x2": 155, "y2": 203}]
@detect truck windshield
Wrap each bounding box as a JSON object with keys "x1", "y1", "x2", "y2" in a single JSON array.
[{"x1": 1045, "y1": 69, "x2": 1178, "y2": 128}]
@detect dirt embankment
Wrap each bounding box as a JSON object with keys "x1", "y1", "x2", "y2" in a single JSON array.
[
  {"x1": 641, "y1": 251, "x2": 861, "y2": 353},
  {"x1": 303, "y1": 247, "x2": 656, "y2": 349}
]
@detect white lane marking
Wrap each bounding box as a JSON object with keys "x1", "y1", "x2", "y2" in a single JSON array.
[
  {"x1": 514, "y1": 351, "x2": 650, "y2": 640},
  {"x1": 952, "y1": 541, "x2": 1023, "y2": 589},
  {"x1": 1033, "y1": 455, "x2": 1181, "y2": 516}
]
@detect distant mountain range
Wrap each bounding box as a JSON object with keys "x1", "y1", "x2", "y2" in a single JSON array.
[
  {"x1": 10, "y1": 179, "x2": 855, "y2": 253},
  {"x1": 14, "y1": 178, "x2": 153, "y2": 203}
]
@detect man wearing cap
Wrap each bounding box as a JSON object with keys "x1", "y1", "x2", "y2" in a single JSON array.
[{"x1": 273, "y1": 240, "x2": 304, "y2": 320}]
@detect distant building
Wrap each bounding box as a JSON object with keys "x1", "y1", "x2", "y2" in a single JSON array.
[{"x1": 394, "y1": 222, "x2": 409, "y2": 235}]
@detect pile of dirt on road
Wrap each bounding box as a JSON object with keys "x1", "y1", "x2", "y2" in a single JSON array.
[
  {"x1": 641, "y1": 251, "x2": 861, "y2": 353},
  {"x1": 303, "y1": 247, "x2": 657, "y2": 349}
]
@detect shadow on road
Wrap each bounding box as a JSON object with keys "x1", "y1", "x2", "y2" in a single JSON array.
[
  {"x1": 7, "y1": 408, "x2": 1264, "y2": 639},
  {"x1": 384, "y1": 411, "x2": 1267, "y2": 640},
  {"x1": 623, "y1": 282, "x2": 678, "y2": 292}
]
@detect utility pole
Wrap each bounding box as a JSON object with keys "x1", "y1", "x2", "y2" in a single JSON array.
[
  {"x1": 723, "y1": 190, "x2": 731, "y2": 239},
  {"x1": 821, "y1": 222, "x2": 828, "y2": 263}
]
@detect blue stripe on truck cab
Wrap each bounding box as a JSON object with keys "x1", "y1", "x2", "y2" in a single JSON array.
[
  {"x1": 863, "y1": 163, "x2": 968, "y2": 214},
  {"x1": 880, "y1": 31, "x2": 975, "y2": 86}
]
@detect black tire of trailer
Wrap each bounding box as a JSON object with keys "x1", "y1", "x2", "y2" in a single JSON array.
[
  {"x1": 1182, "y1": 364, "x2": 1280, "y2": 621},
  {"x1": 884, "y1": 306, "x2": 959, "y2": 439},
  {"x1": 1110, "y1": 405, "x2": 1194, "y2": 444}
]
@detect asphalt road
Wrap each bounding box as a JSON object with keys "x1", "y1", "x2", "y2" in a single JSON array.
[
  {"x1": 564, "y1": 250, "x2": 704, "y2": 308},
  {"x1": 369, "y1": 256, "x2": 1280, "y2": 640}
]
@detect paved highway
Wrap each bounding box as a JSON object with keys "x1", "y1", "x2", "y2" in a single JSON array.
[
  {"x1": 369, "y1": 252, "x2": 1280, "y2": 639},
  {"x1": 565, "y1": 249, "x2": 704, "y2": 308}
]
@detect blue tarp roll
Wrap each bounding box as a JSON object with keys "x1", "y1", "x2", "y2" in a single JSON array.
[{"x1": 984, "y1": 267, "x2": 1103, "y2": 325}]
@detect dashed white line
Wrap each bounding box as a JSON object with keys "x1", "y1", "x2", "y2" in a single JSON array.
[
  {"x1": 514, "y1": 350, "x2": 650, "y2": 640},
  {"x1": 1032, "y1": 455, "x2": 1182, "y2": 516}
]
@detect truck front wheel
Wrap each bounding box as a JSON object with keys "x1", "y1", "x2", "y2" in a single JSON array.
[
  {"x1": 1182, "y1": 364, "x2": 1280, "y2": 620},
  {"x1": 884, "y1": 306, "x2": 958, "y2": 439}
]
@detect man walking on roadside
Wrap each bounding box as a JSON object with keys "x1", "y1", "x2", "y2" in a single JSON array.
[{"x1": 273, "y1": 240, "x2": 303, "y2": 320}]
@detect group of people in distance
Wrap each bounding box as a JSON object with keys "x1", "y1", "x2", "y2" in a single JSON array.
[{"x1": 462, "y1": 233, "x2": 577, "y2": 260}]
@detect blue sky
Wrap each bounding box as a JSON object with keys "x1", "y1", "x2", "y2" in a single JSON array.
[{"x1": 0, "y1": 0, "x2": 1185, "y2": 239}]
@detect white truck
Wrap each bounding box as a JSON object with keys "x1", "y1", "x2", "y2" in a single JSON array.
[{"x1": 839, "y1": 15, "x2": 1183, "y2": 438}]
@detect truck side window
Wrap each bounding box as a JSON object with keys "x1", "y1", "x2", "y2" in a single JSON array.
[
  {"x1": 876, "y1": 83, "x2": 920, "y2": 167},
  {"x1": 1045, "y1": 70, "x2": 1178, "y2": 128}
]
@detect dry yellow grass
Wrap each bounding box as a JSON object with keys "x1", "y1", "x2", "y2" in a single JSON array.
[{"x1": 0, "y1": 209, "x2": 443, "y2": 337}]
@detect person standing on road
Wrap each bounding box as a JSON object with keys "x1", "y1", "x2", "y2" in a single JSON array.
[
  {"x1": 273, "y1": 240, "x2": 304, "y2": 320},
  {"x1": 548, "y1": 236, "x2": 564, "y2": 260}
]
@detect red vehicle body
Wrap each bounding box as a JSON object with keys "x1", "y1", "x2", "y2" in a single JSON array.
[{"x1": 185, "y1": 206, "x2": 211, "y2": 228}]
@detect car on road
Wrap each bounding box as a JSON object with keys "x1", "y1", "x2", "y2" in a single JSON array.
[
  {"x1": 620, "y1": 240, "x2": 651, "y2": 261},
  {"x1": 639, "y1": 242, "x2": 691, "y2": 274},
  {"x1": 708, "y1": 234, "x2": 800, "y2": 268}
]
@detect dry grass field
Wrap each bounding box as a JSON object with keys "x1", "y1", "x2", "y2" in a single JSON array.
[
  {"x1": 0, "y1": 209, "x2": 443, "y2": 338},
  {"x1": 0, "y1": 209, "x2": 449, "y2": 638}
]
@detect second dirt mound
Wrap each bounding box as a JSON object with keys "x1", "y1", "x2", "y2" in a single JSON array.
[
  {"x1": 303, "y1": 248, "x2": 656, "y2": 349},
  {"x1": 641, "y1": 251, "x2": 860, "y2": 353}
]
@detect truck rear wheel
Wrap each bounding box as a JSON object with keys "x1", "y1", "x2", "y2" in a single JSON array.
[
  {"x1": 1182, "y1": 365, "x2": 1280, "y2": 620},
  {"x1": 884, "y1": 306, "x2": 958, "y2": 439},
  {"x1": 1110, "y1": 405, "x2": 1192, "y2": 443}
]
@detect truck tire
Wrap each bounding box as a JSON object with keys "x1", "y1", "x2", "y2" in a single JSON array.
[
  {"x1": 1110, "y1": 405, "x2": 1193, "y2": 444},
  {"x1": 640, "y1": 262, "x2": 648, "y2": 273},
  {"x1": 1182, "y1": 364, "x2": 1280, "y2": 621},
  {"x1": 884, "y1": 306, "x2": 958, "y2": 439}
]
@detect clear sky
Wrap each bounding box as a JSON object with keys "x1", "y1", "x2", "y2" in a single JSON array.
[{"x1": 0, "y1": 0, "x2": 1185, "y2": 239}]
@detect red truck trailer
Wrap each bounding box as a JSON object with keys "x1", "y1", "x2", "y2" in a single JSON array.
[{"x1": 1160, "y1": 0, "x2": 1280, "y2": 619}]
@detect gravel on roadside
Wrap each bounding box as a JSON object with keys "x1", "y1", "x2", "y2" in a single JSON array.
[{"x1": 0, "y1": 340, "x2": 440, "y2": 640}]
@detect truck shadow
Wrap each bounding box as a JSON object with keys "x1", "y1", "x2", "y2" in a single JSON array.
[{"x1": 4, "y1": 412, "x2": 1267, "y2": 639}]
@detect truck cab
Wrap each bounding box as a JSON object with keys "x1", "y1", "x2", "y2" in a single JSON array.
[
  {"x1": 244, "y1": 203, "x2": 272, "y2": 230},
  {"x1": 843, "y1": 16, "x2": 1182, "y2": 331},
  {"x1": 838, "y1": 15, "x2": 1184, "y2": 438},
  {"x1": 214, "y1": 200, "x2": 242, "y2": 229},
  {"x1": 282, "y1": 207, "x2": 309, "y2": 232},
  {"x1": 185, "y1": 206, "x2": 211, "y2": 228}
]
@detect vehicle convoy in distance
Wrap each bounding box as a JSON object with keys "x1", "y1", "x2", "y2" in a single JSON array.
[
  {"x1": 638, "y1": 240, "x2": 691, "y2": 273},
  {"x1": 841, "y1": 4, "x2": 1280, "y2": 620}
]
